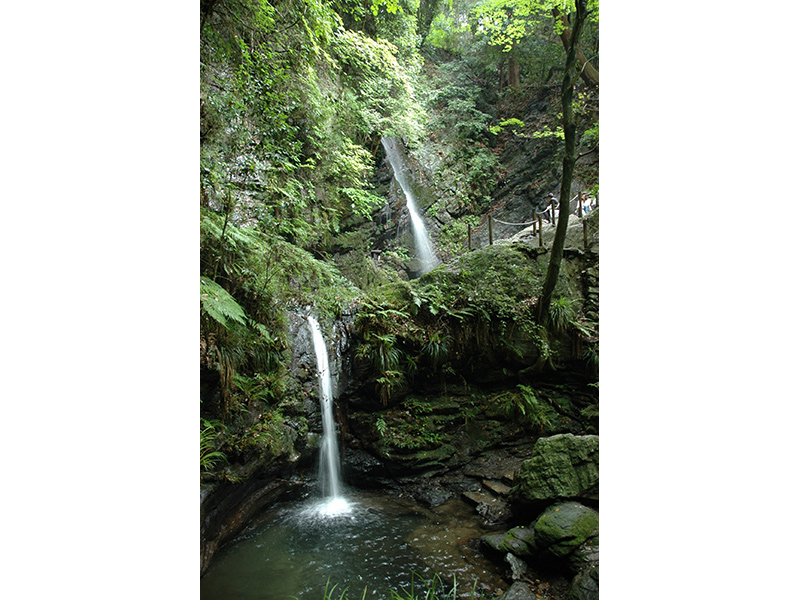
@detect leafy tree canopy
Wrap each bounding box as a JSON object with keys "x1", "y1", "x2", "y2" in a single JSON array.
[{"x1": 470, "y1": 0, "x2": 598, "y2": 53}]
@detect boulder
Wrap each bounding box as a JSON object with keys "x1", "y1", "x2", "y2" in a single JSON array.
[
  {"x1": 498, "y1": 581, "x2": 538, "y2": 600},
  {"x1": 462, "y1": 490, "x2": 511, "y2": 525},
  {"x1": 567, "y1": 534, "x2": 599, "y2": 573},
  {"x1": 512, "y1": 434, "x2": 598, "y2": 506},
  {"x1": 567, "y1": 567, "x2": 599, "y2": 600},
  {"x1": 481, "y1": 525, "x2": 536, "y2": 556},
  {"x1": 532, "y1": 502, "x2": 599, "y2": 560},
  {"x1": 505, "y1": 552, "x2": 529, "y2": 580}
]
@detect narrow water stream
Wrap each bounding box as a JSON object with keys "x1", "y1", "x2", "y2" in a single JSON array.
[
  {"x1": 381, "y1": 137, "x2": 439, "y2": 275},
  {"x1": 200, "y1": 490, "x2": 507, "y2": 600}
]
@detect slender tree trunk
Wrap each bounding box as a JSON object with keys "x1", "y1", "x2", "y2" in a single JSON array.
[
  {"x1": 536, "y1": 0, "x2": 589, "y2": 324},
  {"x1": 508, "y1": 54, "x2": 521, "y2": 88},
  {"x1": 201, "y1": 0, "x2": 219, "y2": 31},
  {"x1": 417, "y1": 0, "x2": 442, "y2": 42},
  {"x1": 553, "y1": 7, "x2": 598, "y2": 87},
  {"x1": 498, "y1": 58, "x2": 505, "y2": 97}
]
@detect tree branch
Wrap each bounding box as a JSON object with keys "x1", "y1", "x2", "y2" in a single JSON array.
[{"x1": 552, "y1": 7, "x2": 598, "y2": 87}]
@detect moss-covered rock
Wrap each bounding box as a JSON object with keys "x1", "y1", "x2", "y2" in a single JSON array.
[
  {"x1": 532, "y1": 502, "x2": 599, "y2": 559},
  {"x1": 512, "y1": 433, "x2": 598, "y2": 505},
  {"x1": 481, "y1": 525, "x2": 537, "y2": 556}
]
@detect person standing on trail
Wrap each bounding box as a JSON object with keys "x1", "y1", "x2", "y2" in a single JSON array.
[
  {"x1": 546, "y1": 193, "x2": 558, "y2": 223},
  {"x1": 580, "y1": 191, "x2": 591, "y2": 215}
]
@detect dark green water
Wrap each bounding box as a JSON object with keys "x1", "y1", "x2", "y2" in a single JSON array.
[{"x1": 200, "y1": 491, "x2": 506, "y2": 600}]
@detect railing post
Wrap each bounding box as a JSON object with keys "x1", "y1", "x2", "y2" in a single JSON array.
[
  {"x1": 468, "y1": 224, "x2": 472, "y2": 250},
  {"x1": 488, "y1": 214, "x2": 494, "y2": 245},
  {"x1": 579, "y1": 196, "x2": 583, "y2": 216},
  {"x1": 538, "y1": 215, "x2": 543, "y2": 247},
  {"x1": 550, "y1": 203, "x2": 555, "y2": 224},
  {"x1": 582, "y1": 218, "x2": 588, "y2": 249},
  {"x1": 532, "y1": 209, "x2": 536, "y2": 235}
]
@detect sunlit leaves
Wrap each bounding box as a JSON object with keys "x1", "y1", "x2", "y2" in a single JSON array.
[
  {"x1": 489, "y1": 117, "x2": 525, "y2": 135},
  {"x1": 469, "y1": 0, "x2": 597, "y2": 52},
  {"x1": 329, "y1": 26, "x2": 425, "y2": 141},
  {"x1": 371, "y1": 0, "x2": 403, "y2": 16}
]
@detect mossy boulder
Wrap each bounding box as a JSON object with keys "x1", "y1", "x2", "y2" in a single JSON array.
[
  {"x1": 512, "y1": 434, "x2": 598, "y2": 506},
  {"x1": 532, "y1": 502, "x2": 599, "y2": 560},
  {"x1": 481, "y1": 525, "x2": 537, "y2": 556}
]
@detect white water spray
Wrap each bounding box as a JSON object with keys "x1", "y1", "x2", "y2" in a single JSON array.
[
  {"x1": 306, "y1": 315, "x2": 350, "y2": 516},
  {"x1": 381, "y1": 137, "x2": 439, "y2": 275}
]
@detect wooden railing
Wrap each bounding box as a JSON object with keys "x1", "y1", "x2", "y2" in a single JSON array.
[{"x1": 468, "y1": 193, "x2": 597, "y2": 250}]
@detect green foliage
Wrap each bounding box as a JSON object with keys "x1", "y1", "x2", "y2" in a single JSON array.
[
  {"x1": 375, "y1": 416, "x2": 388, "y2": 438},
  {"x1": 469, "y1": 0, "x2": 599, "y2": 53},
  {"x1": 201, "y1": 277, "x2": 247, "y2": 329},
  {"x1": 201, "y1": 208, "x2": 359, "y2": 323},
  {"x1": 201, "y1": 418, "x2": 228, "y2": 471},
  {"x1": 421, "y1": 58, "x2": 499, "y2": 209},
  {"x1": 353, "y1": 245, "x2": 561, "y2": 389},
  {"x1": 583, "y1": 341, "x2": 599, "y2": 374},
  {"x1": 489, "y1": 117, "x2": 525, "y2": 135},
  {"x1": 421, "y1": 332, "x2": 450, "y2": 368},
  {"x1": 547, "y1": 296, "x2": 576, "y2": 334},
  {"x1": 377, "y1": 397, "x2": 443, "y2": 450},
  {"x1": 321, "y1": 578, "x2": 368, "y2": 600},
  {"x1": 489, "y1": 384, "x2": 554, "y2": 432},
  {"x1": 579, "y1": 121, "x2": 598, "y2": 147},
  {"x1": 329, "y1": 26, "x2": 425, "y2": 142},
  {"x1": 201, "y1": 0, "x2": 427, "y2": 253},
  {"x1": 233, "y1": 372, "x2": 283, "y2": 406},
  {"x1": 436, "y1": 215, "x2": 479, "y2": 259},
  {"x1": 223, "y1": 408, "x2": 296, "y2": 461},
  {"x1": 526, "y1": 125, "x2": 564, "y2": 140},
  {"x1": 388, "y1": 574, "x2": 463, "y2": 600},
  {"x1": 470, "y1": 0, "x2": 548, "y2": 53},
  {"x1": 201, "y1": 208, "x2": 358, "y2": 424}
]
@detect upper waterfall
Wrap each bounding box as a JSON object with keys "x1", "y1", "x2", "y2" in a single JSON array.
[{"x1": 381, "y1": 137, "x2": 440, "y2": 275}]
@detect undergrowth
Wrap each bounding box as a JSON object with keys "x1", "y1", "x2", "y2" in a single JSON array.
[{"x1": 320, "y1": 573, "x2": 480, "y2": 600}]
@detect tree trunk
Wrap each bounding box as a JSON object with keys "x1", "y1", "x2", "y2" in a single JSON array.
[
  {"x1": 536, "y1": 0, "x2": 589, "y2": 324},
  {"x1": 553, "y1": 7, "x2": 598, "y2": 88},
  {"x1": 498, "y1": 58, "x2": 505, "y2": 97},
  {"x1": 508, "y1": 54, "x2": 521, "y2": 88},
  {"x1": 417, "y1": 0, "x2": 442, "y2": 42},
  {"x1": 201, "y1": 0, "x2": 219, "y2": 31}
]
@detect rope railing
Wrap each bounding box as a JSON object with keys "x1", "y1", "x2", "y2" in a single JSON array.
[
  {"x1": 492, "y1": 217, "x2": 538, "y2": 227},
  {"x1": 467, "y1": 194, "x2": 596, "y2": 251}
]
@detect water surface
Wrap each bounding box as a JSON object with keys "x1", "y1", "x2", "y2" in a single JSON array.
[{"x1": 200, "y1": 491, "x2": 506, "y2": 600}]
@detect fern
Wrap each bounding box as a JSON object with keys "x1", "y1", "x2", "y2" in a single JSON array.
[
  {"x1": 201, "y1": 277, "x2": 247, "y2": 328},
  {"x1": 422, "y1": 333, "x2": 449, "y2": 368},
  {"x1": 201, "y1": 418, "x2": 228, "y2": 471},
  {"x1": 547, "y1": 296, "x2": 575, "y2": 334}
]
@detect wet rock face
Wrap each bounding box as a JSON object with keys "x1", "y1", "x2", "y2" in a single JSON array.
[
  {"x1": 201, "y1": 477, "x2": 303, "y2": 576},
  {"x1": 287, "y1": 310, "x2": 357, "y2": 429},
  {"x1": 511, "y1": 434, "x2": 599, "y2": 508}
]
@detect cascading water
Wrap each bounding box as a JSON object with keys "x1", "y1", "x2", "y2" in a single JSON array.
[
  {"x1": 306, "y1": 315, "x2": 350, "y2": 516},
  {"x1": 381, "y1": 137, "x2": 440, "y2": 275}
]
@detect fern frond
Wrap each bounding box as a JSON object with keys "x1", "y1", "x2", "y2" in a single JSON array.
[{"x1": 201, "y1": 277, "x2": 247, "y2": 328}]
